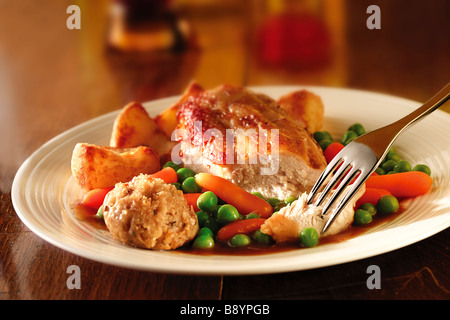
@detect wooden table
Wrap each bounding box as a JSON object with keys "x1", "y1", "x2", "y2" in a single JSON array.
[{"x1": 1, "y1": 0, "x2": 449, "y2": 302}]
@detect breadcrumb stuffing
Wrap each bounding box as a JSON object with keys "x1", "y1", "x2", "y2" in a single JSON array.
[{"x1": 103, "y1": 174, "x2": 199, "y2": 250}]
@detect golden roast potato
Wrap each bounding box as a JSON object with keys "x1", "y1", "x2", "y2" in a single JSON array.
[
  {"x1": 109, "y1": 101, "x2": 175, "y2": 162},
  {"x1": 71, "y1": 143, "x2": 160, "y2": 190}
]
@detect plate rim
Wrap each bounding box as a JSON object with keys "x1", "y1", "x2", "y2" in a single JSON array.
[{"x1": 11, "y1": 85, "x2": 450, "y2": 275}]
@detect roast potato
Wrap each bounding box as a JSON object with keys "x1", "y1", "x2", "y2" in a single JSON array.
[
  {"x1": 110, "y1": 101, "x2": 175, "y2": 163},
  {"x1": 277, "y1": 90, "x2": 324, "y2": 134},
  {"x1": 153, "y1": 104, "x2": 178, "y2": 138},
  {"x1": 71, "y1": 143, "x2": 160, "y2": 190}
]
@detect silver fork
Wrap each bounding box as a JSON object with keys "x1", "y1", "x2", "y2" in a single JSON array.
[{"x1": 307, "y1": 83, "x2": 450, "y2": 234}]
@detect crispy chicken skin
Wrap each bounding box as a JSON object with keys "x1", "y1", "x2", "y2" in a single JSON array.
[
  {"x1": 154, "y1": 81, "x2": 205, "y2": 137},
  {"x1": 277, "y1": 89, "x2": 324, "y2": 134},
  {"x1": 176, "y1": 84, "x2": 327, "y2": 198}
]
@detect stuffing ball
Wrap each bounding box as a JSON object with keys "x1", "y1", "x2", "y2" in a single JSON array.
[{"x1": 103, "y1": 174, "x2": 199, "y2": 250}]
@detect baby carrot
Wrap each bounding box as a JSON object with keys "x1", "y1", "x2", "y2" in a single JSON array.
[
  {"x1": 150, "y1": 167, "x2": 177, "y2": 183},
  {"x1": 81, "y1": 187, "x2": 114, "y2": 210},
  {"x1": 216, "y1": 218, "x2": 266, "y2": 241},
  {"x1": 194, "y1": 173, "x2": 273, "y2": 218},
  {"x1": 365, "y1": 171, "x2": 433, "y2": 198},
  {"x1": 356, "y1": 188, "x2": 392, "y2": 208},
  {"x1": 183, "y1": 193, "x2": 201, "y2": 212}
]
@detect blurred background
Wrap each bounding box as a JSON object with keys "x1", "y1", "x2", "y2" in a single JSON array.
[{"x1": 0, "y1": 0, "x2": 448, "y2": 190}]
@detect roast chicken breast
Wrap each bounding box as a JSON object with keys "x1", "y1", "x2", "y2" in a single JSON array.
[
  {"x1": 277, "y1": 89, "x2": 324, "y2": 135},
  {"x1": 175, "y1": 84, "x2": 327, "y2": 198}
]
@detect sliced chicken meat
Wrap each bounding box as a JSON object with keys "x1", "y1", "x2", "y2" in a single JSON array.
[{"x1": 261, "y1": 185, "x2": 366, "y2": 241}]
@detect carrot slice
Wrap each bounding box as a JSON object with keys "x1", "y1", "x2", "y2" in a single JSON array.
[
  {"x1": 365, "y1": 171, "x2": 433, "y2": 198},
  {"x1": 356, "y1": 188, "x2": 392, "y2": 208},
  {"x1": 81, "y1": 187, "x2": 114, "y2": 210},
  {"x1": 183, "y1": 193, "x2": 201, "y2": 212},
  {"x1": 150, "y1": 167, "x2": 177, "y2": 183},
  {"x1": 216, "y1": 218, "x2": 266, "y2": 241},
  {"x1": 194, "y1": 173, "x2": 273, "y2": 218}
]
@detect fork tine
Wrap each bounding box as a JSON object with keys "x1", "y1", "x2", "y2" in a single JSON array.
[
  {"x1": 313, "y1": 160, "x2": 352, "y2": 207},
  {"x1": 320, "y1": 165, "x2": 360, "y2": 217},
  {"x1": 321, "y1": 169, "x2": 368, "y2": 234},
  {"x1": 306, "y1": 155, "x2": 344, "y2": 205}
]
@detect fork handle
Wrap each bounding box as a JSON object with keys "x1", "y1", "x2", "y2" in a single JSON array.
[{"x1": 355, "y1": 83, "x2": 450, "y2": 159}]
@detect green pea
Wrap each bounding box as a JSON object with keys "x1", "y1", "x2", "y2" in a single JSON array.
[
  {"x1": 393, "y1": 160, "x2": 411, "y2": 173},
  {"x1": 319, "y1": 139, "x2": 333, "y2": 150},
  {"x1": 203, "y1": 218, "x2": 219, "y2": 234},
  {"x1": 246, "y1": 213, "x2": 260, "y2": 219},
  {"x1": 376, "y1": 195, "x2": 399, "y2": 214},
  {"x1": 299, "y1": 227, "x2": 319, "y2": 247},
  {"x1": 381, "y1": 159, "x2": 398, "y2": 172},
  {"x1": 313, "y1": 131, "x2": 333, "y2": 143},
  {"x1": 196, "y1": 211, "x2": 209, "y2": 227},
  {"x1": 197, "y1": 227, "x2": 214, "y2": 238},
  {"x1": 230, "y1": 234, "x2": 251, "y2": 247},
  {"x1": 197, "y1": 191, "x2": 218, "y2": 213},
  {"x1": 251, "y1": 191, "x2": 266, "y2": 200},
  {"x1": 345, "y1": 136, "x2": 357, "y2": 145},
  {"x1": 386, "y1": 148, "x2": 401, "y2": 161},
  {"x1": 341, "y1": 131, "x2": 358, "y2": 143},
  {"x1": 252, "y1": 229, "x2": 273, "y2": 245},
  {"x1": 284, "y1": 196, "x2": 297, "y2": 205},
  {"x1": 266, "y1": 197, "x2": 281, "y2": 208},
  {"x1": 171, "y1": 182, "x2": 182, "y2": 190},
  {"x1": 413, "y1": 164, "x2": 431, "y2": 176},
  {"x1": 192, "y1": 235, "x2": 214, "y2": 249},
  {"x1": 358, "y1": 203, "x2": 377, "y2": 216},
  {"x1": 375, "y1": 167, "x2": 386, "y2": 175},
  {"x1": 163, "y1": 161, "x2": 182, "y2": 172},
  {"x1": 176, "y1": 167, "x2": 195, "y2": 182},
  {"x1": 96, "y1": 205, "x2": 104, "y2": 219},
  {"x1": 274, "y1": 201, "x2": 287, "y2": 212},
  {"x1": 210, "y1": 205, "x2": 222, "y2": 219},
  {"x1": 348, "y1": 123, "x2": 365, "y2": 136},
  {"x1": 354, "y1": 209, "x2": 373, "y2": 225},
  {"x1": 217, "y1": 204, "x2": 240, "y2": 225},
  {"x1": 387, "y1": 152, "x2": 401, "y2": 162},
  {"x1": 181, "y1": 177, "x2": 202, "y2": 193},
  {"x1": 341, "y1": 131, "x2": 358, "y2": 145}
]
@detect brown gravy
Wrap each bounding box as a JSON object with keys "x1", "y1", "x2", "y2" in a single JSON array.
[
  {"x1": 177, "y1": 208, "x2": 404, "y2": 256},
  {"x1": 72, "y1": 201, "x2": 405, "y2": 256},
  {"x1": 72, "y1": 203, "x2": 108, "y2": 231}
]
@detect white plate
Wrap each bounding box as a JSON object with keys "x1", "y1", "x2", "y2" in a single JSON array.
[{"x1": 12, "y1": 86, "x2": 450, "y2": 275}]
